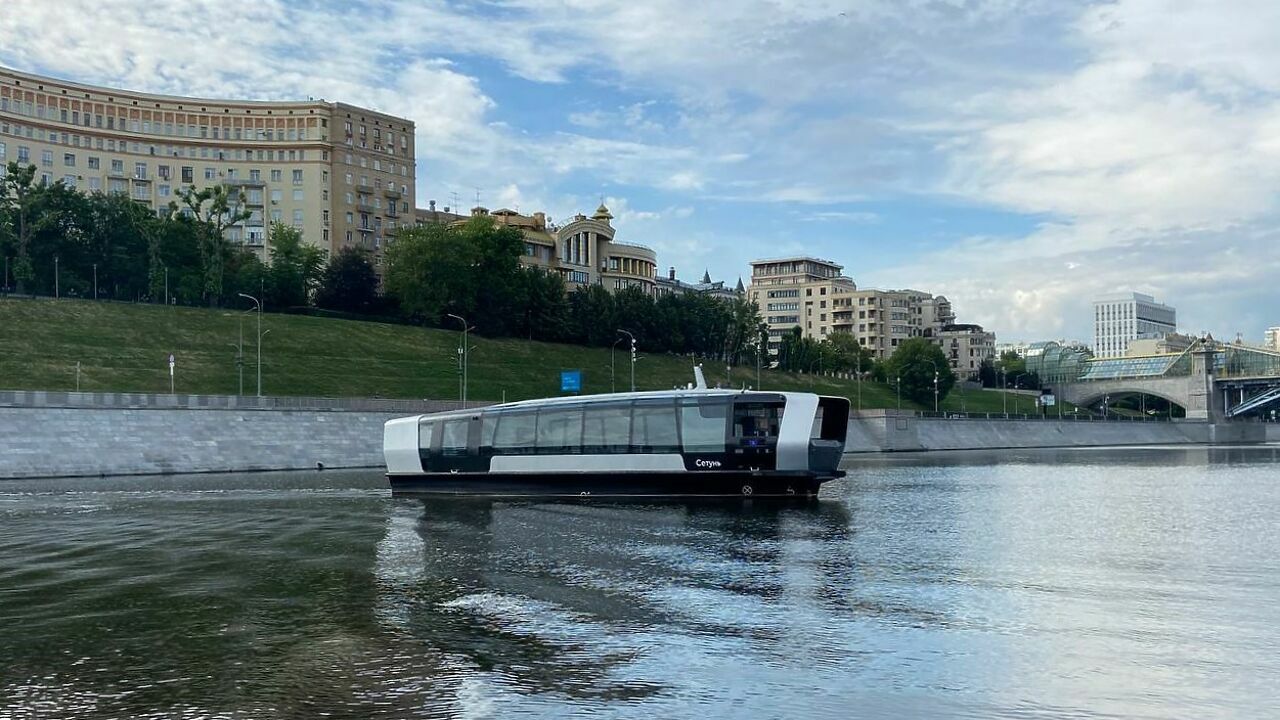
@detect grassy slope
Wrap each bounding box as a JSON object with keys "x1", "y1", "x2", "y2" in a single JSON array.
[{"x1": 0, "y1": 298, "x2": 1046, "y2": 412}]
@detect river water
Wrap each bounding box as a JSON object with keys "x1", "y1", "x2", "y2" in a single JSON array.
[{"x1": 2, "y1": 445, "x2": 1279, "y2": 719}]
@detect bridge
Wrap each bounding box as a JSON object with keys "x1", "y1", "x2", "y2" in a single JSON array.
[{"x1": 1028, "y1": 340, "x2": 1280, "y2": 422}]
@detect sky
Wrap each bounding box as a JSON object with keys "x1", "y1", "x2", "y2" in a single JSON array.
[{"x1": 2, "y1": 0, "x2": 1278, "y2": 343}]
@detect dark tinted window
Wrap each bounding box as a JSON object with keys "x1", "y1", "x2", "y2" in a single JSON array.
[
  {"x1": 734, "y1": 402, "x2": 783, "y2": 438},
  {"x1": 418, "y1": 421, "x2": 436, "y2": 450}
]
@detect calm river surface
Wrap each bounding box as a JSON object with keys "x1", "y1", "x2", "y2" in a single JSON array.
[{"x1": 3, "y1": 446, "x2": 1280, "y2": 719}]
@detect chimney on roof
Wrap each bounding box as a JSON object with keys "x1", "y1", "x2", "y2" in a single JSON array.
[
  {"x1": 533, "y1": 211, "x2": 546, "y2": 229},
  {"x1": 669, "y1": 266, "x2": 676, "y2": 280}
]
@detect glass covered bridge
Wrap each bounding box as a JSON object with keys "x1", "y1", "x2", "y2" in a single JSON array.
[{"x1": 1027, "y1": 340, "x2": 1280, "y2": 420}]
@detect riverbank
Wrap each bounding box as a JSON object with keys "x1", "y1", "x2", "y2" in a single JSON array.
[
  {"x1": 845, "y1": 409, "x2": 1268, "y2": 453},
  {"x1": 0, "y1": 391, "x2": 482, "y2": 480},
  {"x1": 0, "y1": 297, "x2": 1036, "y2": 412},
  {"x1": 0, "y1": 393, "x2": 1269, "y2": 480}
]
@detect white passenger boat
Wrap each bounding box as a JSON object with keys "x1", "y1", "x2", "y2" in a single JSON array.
[{"x1": 383, "y1": 368, "x2": 849, "y2": 497}]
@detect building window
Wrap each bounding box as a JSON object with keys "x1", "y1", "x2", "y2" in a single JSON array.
[
  {"x1": 271, "y1": 169, "x2": 282, "y2": 182},
  {"x1": 63, "y1": 153, "x2": 75, "y2": 167}
]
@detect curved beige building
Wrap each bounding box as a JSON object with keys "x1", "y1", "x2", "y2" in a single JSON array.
[{"x1": 0, "y1": 66, "x2": 415, "y2": 261}]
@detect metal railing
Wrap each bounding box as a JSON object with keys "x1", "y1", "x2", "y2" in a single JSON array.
[{"x1": 914, "y1": 410, "x2": 1173, "y2": 422}]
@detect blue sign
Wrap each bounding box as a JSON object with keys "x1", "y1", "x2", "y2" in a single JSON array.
[{"x1": 560, "y1": 370, "x2": 582, "y2": 393}]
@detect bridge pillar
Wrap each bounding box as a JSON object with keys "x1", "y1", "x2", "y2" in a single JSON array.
[{"x1": 1185, "y1": 346, "x2": 1223, "y2": 422}]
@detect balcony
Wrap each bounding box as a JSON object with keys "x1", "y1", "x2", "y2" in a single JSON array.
[
  {"x1": 356, "y1": 201, "x2": 376, "y2": 214},
  {"x1": 107, "y1": 168, "x2": 128, "y2": 179},
  {"x1": 385, "y1": 205, "x2": 399, "y2": 218},
  {"x1": 383, "y1": 187, "x2": 401, "y2": 200},
  {"x1": 225, "y1": 178, "x2": 266, "y2": 188},
  {"x1": 131, "y1": 175, "x2": 151, "y2": 183},
  {"x1": 357, "y1": 182, "x2": 374, "y2": 193}
]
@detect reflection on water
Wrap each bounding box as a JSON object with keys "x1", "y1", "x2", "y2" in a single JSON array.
[{"x1": 2, "y1": 446, "x2": 1280, "y2": 718}]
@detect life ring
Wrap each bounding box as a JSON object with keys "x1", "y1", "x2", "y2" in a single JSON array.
[{"x1": 741, "y1": 484, "x2": 753, "y2": 496}]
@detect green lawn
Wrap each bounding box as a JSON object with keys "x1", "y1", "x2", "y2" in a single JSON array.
[{"x1": 0, "y1": 297, "x2": 1047, "y2": 412}]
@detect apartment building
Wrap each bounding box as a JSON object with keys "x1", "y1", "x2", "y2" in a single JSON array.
[
  {"x1": 434, "y1": 204, "x2": 659, "y2": 294},
  {"x1": 1092, "y1": 291, "x2": 1177, "y2": 358},
  {"x1": 932, "y1": 323, "x2": 997, "y2": 379},
  {"x1": 747, "y1": 257, "x2": 856, "y2": 354},
  {"x1": 0, "y1": 66, "x2": 414, "y2": 262},
  {"x1": 747, "y1": 257, "x2": 961, "y2": 360},
  {"x1": 1266, "y1": 327, "x2": 1280, "y2": 351}
]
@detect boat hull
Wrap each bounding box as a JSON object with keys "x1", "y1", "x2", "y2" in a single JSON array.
[{"x1": 387, "y1": 470, "x2": 843, "y2": 497}]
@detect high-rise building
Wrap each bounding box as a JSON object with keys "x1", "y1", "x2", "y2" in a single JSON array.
[
  {"x1": 0, "y1": 66, "x2": 415, "y2": 263},
  {"x1": 1266, "y1": 327, "x2": 1280, "y2": 351},
  {"x1": 1091, "y1": 291, "x2": 1177, "y2": 359}
]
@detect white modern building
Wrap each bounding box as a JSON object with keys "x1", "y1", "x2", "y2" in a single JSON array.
[
  {"x1": 1266, "y1": 327, "x2": 1280, "y2": 351},
  {"x1": 1092, "y1": 292, "x2": 1177, "y2": 359}
]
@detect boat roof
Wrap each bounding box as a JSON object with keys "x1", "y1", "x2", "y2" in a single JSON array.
[{"x1": 419, "y1": 387, "x2": 829, "y2": 420}]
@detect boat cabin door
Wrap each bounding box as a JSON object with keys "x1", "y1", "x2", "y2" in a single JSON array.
[{"x1": 727, "y1": 397, "x2": 784, "y2": 471}]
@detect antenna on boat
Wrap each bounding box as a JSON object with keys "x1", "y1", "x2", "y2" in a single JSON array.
[{"x1": 693, "y1": 364, "x2": 708, "y2": 390}]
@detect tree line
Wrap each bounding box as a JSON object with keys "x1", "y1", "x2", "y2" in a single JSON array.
[{"x1": 1, "y1": 160, "x2": 961, "y2": 405}]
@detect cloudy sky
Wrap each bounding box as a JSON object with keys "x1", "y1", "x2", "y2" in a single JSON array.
[{"x1": 3, "y1": 0, "x2": 1278, "y2": 342}]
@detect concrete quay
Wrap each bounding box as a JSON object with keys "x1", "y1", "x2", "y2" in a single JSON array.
[
  {"x1": 846, "y1": 409, "x2": 1270, "y2": 453},
  {"x1": 0, "y1": 391, "x2": 482, "y2": 480},
  {"x1": 0, "y1": 393, "x2": 1272, "y2": 481}
]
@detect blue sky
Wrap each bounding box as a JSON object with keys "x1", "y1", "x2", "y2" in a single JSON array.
[{"x1": 3, "y1": 0, "x2": 1279, "y2": 343}]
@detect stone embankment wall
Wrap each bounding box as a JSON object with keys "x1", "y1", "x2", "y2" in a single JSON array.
[
  {"x1": 845, "y1": 410, "x2": 1267, "y2": 453},
  {"x1": 0, "y1": 392, "x2": 482, "y2": 480},
  {"x1": 1268, "y1": 424, "x2": 1280, "y2": 443}
]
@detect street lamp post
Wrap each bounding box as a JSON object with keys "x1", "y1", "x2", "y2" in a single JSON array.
[
  {"x1": 617, "y1": 329, "x2": 636, "y2": 392},
  {"x1": 856, "y1": 352, "x2": 862, "y2": 412},
  {"x1": 1000, "y1": 367, "x2": 1007, "y2": 416},
  {"x1": 54, "y1": 255, "x2": 59, "y2": 299},
  {"x1": 92, "y1": 263, "x2": 98, "y2": 300},
  {"x1": 895, "y1": 375, "x2": 901, "y2": 410},
  {"x1": 1010, "y1": 372, "x2": 1026, "y2": 415},
  {"x1": 446, "y1": 313, "x2": 472, "y2": 405},
  {"x1": 611, "y1": 337, "x2": 624, "y2": 393},
  {"x1": 238, "y1": 293, "x2": 263, "y2": 397}
]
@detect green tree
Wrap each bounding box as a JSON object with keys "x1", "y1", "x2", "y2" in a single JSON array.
[
  {"x1": 173, "y1": 184, "x2": 251, "y2": 305},
  {"x1": 384, "y1": 217, "x2": 524, "y2": 332},
  {"x1": 567, "y1": 284, "x2": 616, "y2": 346},
  {"x1": 884, "y1": 338, "x2": 956, "y2": 407},
  {"x1": 263, "y1": 223, "x2": 326, "y2": 309},
  {"x1": 0, "y1": 163, "x2": 46, "y2": 294},
  {"x1": 514, "y1": 266, "x2": 570, "y2": 341},
  {"x1": 316, "y1": 246, "x2": 379, "y2": 314}
]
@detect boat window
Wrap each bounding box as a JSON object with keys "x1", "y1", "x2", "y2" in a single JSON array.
[
  {"x1": 418, "y1": 420, "x2": 436, "y2": 450},
  {"x1": 480, "y1": 413, "x2": 499, "y2": 450},
  {"x1": 582, "y1": 403, "x2": 631, "y2": 453},
  {"x1": 536, "y1": 407, "x2": 584, "y2": 454},
  {"x1": 734, "y1": 402, "x2": 783, "y2": 438},
  {"x1": 632, "y1": 401, "x2": 679, "y2": 453},
  {"x1": 492, "y1": 411, "x2": 537, "y2": 454},
  {"x1": 441, "y1": 419, "x2": 469, "y2": 457},
  {"x1": 680, "y1": 399, "x2": 728, "y2": 453}
]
